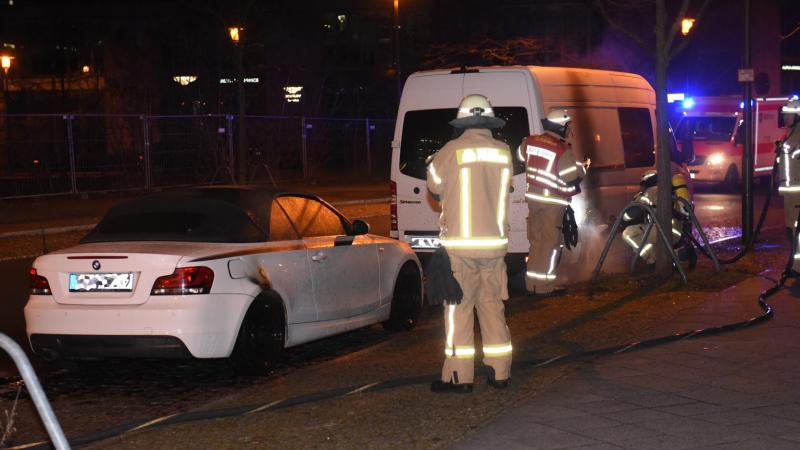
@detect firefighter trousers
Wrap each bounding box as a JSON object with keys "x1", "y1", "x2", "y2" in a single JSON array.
[
  {"x1": 782, "y1": 192, "x2": 800, "y2": 273},
  {"x1": 441, "y1": 255, "x2": 512, "y2": 385},
  {"x1": 526, "y1": 201, "x2": 566, "y2": 294}
]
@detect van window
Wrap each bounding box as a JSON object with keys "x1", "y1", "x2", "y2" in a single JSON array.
[
  {"x1": 619, "y1": 107, "x2": 655, "y2": 168},
  {"x1": 675, "y1": 116, "x2": 736, "y2": 142},
  {"x1": 399, "y1": 107, "x2": 529, "y2": 180}
]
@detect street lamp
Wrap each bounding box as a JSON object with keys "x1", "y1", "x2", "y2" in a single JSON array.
[
  {"x1": 393, "y1": 0, "x2": 401, "y2": 101},
  {"x1": 1, "y1": 54, "x2": 12, "y2": 92},
  {"x1": 681, "y1": 18, "x2": 695, "y2": 36},
  {"x1": 228, "y1": 26, "x2": 247, "y2": 184}
]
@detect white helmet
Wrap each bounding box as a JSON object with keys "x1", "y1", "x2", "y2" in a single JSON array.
[
  {"x1": 542, "y1": 108, "x2": 571, "y2": 137},
  {"x1": 449, "y1": 94, "x2": 506, "y2": 129}
]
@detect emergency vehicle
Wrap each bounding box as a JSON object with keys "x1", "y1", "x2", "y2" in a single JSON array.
[
  {"x1": 675, "y1": 96, "x2": 789, "y2": 187},
  {"x1": 390, "y1": 66, "x2": 692, "y2": 276}
]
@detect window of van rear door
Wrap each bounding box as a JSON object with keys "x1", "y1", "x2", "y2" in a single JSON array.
[{"x1": 399, "y1": 107, "x2": 529, "y2": 180}]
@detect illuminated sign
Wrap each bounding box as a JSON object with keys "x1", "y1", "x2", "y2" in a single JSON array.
[
  {"x1": 219, "y1": 78, "x2": 260, "y2": 84},
  {"x1": 284, "y1": 86, "x2": 303, "y2": 103},
  {"x1": 172, "y1": 75, "x2": 197, "y2": 86},
  {"x1": 667, "y1": 93, "x2": 685, "y2": 103},
  {"x1": 782, "y1": 65, "x2": 800, "y2": 72}
]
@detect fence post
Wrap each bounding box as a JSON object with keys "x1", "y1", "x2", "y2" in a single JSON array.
[
  {"x1": 226, "y1": 115, "x2": 235, "y2": 180},
  {"x1": 365, "y1": 118, "x2": 372, "y2": 178},
  {"x1": 65, "y1": 114, "x2": 77, "y2": 194},
  {"x1": 301, "y1": 117, "x2": 309, "y2": 181},
  {"x1": 141, "y1": 115, "x2": 151, "y2": 190}
]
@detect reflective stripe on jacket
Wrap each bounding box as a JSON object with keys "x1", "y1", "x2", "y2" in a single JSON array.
[
  {"x1": 779, "y1": 124, "x2": 800, "y2": 193},
  {"x1": 519, "y1": 132, "x2": 585, "y2": 206},
  {"x1": 426, "y1": 128, "x2": 513, "y2": 259}
]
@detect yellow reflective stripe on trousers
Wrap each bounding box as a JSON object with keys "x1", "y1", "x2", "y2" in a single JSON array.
[
  {"x1": 444, "y1": 346, "x2": 476, "y2": 358},
  {"x1": 460, "y1": 167, "x2": 471, "y2": 238},
  {"x1": 483, "y1": 342, "x2": 513, "y2": 357}
]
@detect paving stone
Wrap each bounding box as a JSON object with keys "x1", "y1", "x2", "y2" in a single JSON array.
[
  {"x1": 575, "y1": 424, "x2": 664, "y2": 443},
  {"x1": 655, "y1": 401, "x2": 729, "y2": 417},
  {"x1": 541, "y1": 414, "x2": 624, "y2": 432}
]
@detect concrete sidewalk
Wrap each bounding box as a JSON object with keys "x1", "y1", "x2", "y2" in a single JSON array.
[{"x1": 455, "y1": 273, "x2": 800, "y2": 450}]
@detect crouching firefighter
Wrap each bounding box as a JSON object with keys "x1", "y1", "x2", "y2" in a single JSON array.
[
  {"x1": 426, "y1": 94, "x2": 514, "y2": 393},
  {"x1": 777, "y1": 97, "x2": 800, "y2": 274},
  {"x1": 621, "y1": 170, "x2": 696, "y2": 267},
  {"x1": 519, "y1": 109, "x2": 587, "y2": 296}
]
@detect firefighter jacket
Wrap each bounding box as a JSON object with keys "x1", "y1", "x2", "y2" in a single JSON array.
[
  {"x1": 622, "y1": 173, "x2": 692, "y2": 226},
  {"x1": 426, "y1": 128, "x2": 513, "y2": 259},
  {"x1": 518, "y1": 131, "x2": 586, "y2": 206},
  {"x1": 778, "y1": 123, "x2": 800, "y2": 193}
]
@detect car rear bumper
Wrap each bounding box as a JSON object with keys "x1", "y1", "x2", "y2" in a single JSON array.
[
  {"x1": 24, "y1": 293, "x2": 252, "y2": 359},
  {"x1": 29, "y1": 334, "x2": 193, "y2": 360}
]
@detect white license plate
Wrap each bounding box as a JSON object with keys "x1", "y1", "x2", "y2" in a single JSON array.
[
  {"x1": 69, "y1": 272, "x2": 135, "y2": 292},
  {"x1": 408, "y1": 235, "x2": 441, "y2": 249}
]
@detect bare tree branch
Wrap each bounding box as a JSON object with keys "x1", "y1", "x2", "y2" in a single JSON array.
[
  {"x1": 594, "y1": 0, "x2": 655, "y2": 57},
  {"x1": 669, "y1": 0, "x2": 715, "y2": 60},
  {"x1": 422, "y1": 37, "x2": 548, "y2": 68}
]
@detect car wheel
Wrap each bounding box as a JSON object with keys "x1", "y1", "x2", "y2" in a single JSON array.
[
  {"x1": 383, "y1": 262, "x2": 423, "y2": 331},
  {"x1": 230, "y1": 294, "x2": 286, "y2": 375},
  {"x1": 723, "y1": 164, "x2": 739, "y2": 191}
]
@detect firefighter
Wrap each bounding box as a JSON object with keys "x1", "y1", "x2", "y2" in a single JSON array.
[
  {"x1": 621, "y1": 170, "x2": 694, "y2": 266},
  {"x1": 426, "y1": 94, "x2": 514, "y2": 393},
  {"x1": 519, "y1": 109, "x2": 587, "y2": 296},
  {"x1": 777, "y1": 97, "x2": 800, "y2": 273}
]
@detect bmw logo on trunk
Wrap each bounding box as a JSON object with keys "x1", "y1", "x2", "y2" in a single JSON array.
[{"x1": 92, "y1": 260, "x2": 101, "y2": 271}]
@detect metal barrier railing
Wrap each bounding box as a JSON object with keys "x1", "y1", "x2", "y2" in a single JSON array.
[
  {"x1": 0, "y1": 333, "x2": 69, "y2": 449},
  {"x1": 0, "y1": 114, "x2": 395, "y2": 199}
]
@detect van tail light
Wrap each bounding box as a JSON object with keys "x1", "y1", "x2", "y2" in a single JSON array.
[
  {"x1": 390, "y1": 180, "x2": 399, "y2": 239},
  {"x1": 151, "y1": 267, "x2": 214, "y2": 295},
  {"x1": 30, "y1": 268, "x2": 52, "y2": 295}
]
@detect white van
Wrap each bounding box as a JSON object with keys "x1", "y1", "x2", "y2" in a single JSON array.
[{"x1": 390, "y1": 65, "x2": 689, "y2": 276}]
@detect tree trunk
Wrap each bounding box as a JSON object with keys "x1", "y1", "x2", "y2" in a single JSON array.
[{"x1": 654, "y1": 0, "x2": 673, "y2": 278}]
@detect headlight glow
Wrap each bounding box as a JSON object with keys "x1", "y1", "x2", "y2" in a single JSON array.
[{"x1": 708, "y1": 153, "x2": 725, "y2": 165}]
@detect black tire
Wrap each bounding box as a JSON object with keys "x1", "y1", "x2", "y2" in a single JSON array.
[
  {"x1": 383, "y1": 263, "x2": 423, "y2": 331},
  {"x1": 723, "y1": 164, "x2": 739, "y2": 191},
  {"x1": 230, "y1": 294, "x2": 286, "y2": 375}
]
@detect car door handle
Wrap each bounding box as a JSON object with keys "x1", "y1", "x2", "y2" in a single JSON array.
[{"x1": 311, "y1": 251, "x2": 327, "y2": 262}]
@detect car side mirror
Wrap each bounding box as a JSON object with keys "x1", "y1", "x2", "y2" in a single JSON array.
[
  {"x1": 680, "y1": 139, "x2": 695, "y2": 164},
  {"x1": 351, "y1": 219, "x2": 370, "y2": 236}
]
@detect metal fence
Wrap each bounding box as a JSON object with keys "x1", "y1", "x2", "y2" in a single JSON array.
[{"x1": 0, "y1": 114, "x2": 395, "y2": 198}]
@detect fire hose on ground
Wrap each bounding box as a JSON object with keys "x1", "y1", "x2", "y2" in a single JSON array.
[{"x1": 8, "y1": 160, "x2": 799, "y2": 450}]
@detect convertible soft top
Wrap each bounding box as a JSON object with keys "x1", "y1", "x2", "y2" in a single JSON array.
[{"x1": 81, "y1": 186, "x2": 310, "y2": 243}]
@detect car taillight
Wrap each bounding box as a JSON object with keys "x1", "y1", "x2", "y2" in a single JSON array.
[
  {"x1": 390, "y1": 180, "x2": 398, "y2": 239},
  {"x1": 151, "y1": 267, "x2": 214, "y2": 295},
  {"x1": 29, "y1": 268, "x2": 52, "y2": 295}
]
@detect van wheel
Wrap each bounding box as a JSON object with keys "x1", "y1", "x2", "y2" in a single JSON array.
[
  {"x1": 723, "y1": 165, "x2": 739, "y2": 191},
  {"x1": 230, "y1": 295, "x2": 286, "y2": 375},
  {"x1": 383, "y1": 263, "x2": 423, "y2": 331}
]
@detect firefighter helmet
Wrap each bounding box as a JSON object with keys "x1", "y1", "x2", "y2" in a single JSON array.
[
  {"x1": 640, "y1": 170, "x2": 658, "y2": 189},
  {"x1": 542, "y1": 109, "x2": 571, "y2": 138},
  {"x1": 448, "y1": 94, "x2": 506, "y2": 129}
]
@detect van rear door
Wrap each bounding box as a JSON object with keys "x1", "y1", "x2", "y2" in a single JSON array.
[{"x1": 393, "y1": 70, "x2": 534, "y2": 254}]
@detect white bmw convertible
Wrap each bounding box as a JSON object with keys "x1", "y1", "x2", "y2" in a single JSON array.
[{"x1": 25, "y1": 186, "x2": 422, "y2": 371}]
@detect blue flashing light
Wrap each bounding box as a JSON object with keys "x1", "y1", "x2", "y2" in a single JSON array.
[
  {"x1": 682, "y1": 97, "x2": 695, "y2": 109},
  {"x1": 739, "y1": 101, "x2": 744, "y2": 109}
]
